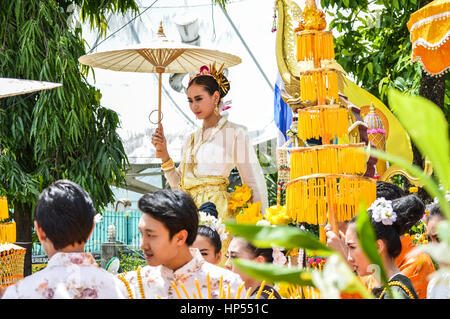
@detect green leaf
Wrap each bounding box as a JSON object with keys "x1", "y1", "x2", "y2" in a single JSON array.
[
  {"x1": 387, "y1": 89, "x2": 450, "y2": 191},
  {"x1": 232, "y1": 258, "x2": 315, "y2": 286},
  {"x1": 225, "y1": 222, "x2": 334, "y2": 255},
  {"x1": 355, "y1": 203, "x2": 389, "y2": 287},
  {"x1": 437, "y1": 220, "x2": 450, "y2": 245},
  {"x1": 366, "y1": 148, "x2": 450, "y2": 219}
]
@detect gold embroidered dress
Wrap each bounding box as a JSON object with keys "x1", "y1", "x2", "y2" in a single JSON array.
[{"x1": 164, "y1": 114, "x2": 268, "y2": 219}]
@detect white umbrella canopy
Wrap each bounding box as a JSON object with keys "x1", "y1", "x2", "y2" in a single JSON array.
[
  {"x1": 77, "y1": 39, "x2": 242, "y2": 74},
  {"x1": 78, "y1": 23, "x2": 241, "y2": 158},
  {"x1": 0, "y1": 78, "x2": 62, "y2": 99}
]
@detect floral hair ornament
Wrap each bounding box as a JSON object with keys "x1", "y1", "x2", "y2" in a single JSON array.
[
  {"x1": 189, "y1": 62, "x2": 231, "y2": 102},
  {"x1": 369, "y1": 197, "x2": 397, "y2": 226},
  {"x1": 271, "y1": 244, "x2": 287, "y2": 266},
  {"x1": 198, "y1": 210, "x2": 229, "y2": 242}
]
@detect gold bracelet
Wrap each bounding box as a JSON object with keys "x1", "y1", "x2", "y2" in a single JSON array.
[{"x1": 161, "y1": 158, "x2": 174, "y2": 170}]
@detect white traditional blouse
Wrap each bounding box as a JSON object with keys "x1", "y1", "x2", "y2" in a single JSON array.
[
  {"x1": 117, "y1": 248, "x2": 246, "y2": 299},
  {"x1": 1, "y1": 252, "x2": 126, "y2": 299},
  {"x1": 164, "y1": 114, "x2": 269, "y2": 214}
]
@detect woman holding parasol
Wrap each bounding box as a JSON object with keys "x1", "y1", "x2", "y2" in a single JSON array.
[{"x1": 151, "y1": 63, "x2": 268, "y2": 220}]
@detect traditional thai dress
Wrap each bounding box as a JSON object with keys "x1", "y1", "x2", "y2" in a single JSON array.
[
  {"x1": 163, "y1": 114, "x2": 268, "y2": 220},
  {"x1": 360, "y1": 236, "x2": 436, "y2": 299},
  {"x1": 372, "y1": 273, "x2": 419, "y2": 299},
  {"x1": 2, "y1": 252, "x2": 126, "y2": 299},
  {"x1": 395, "y1": 235, "x2": 436, "y2": 299},
  {"x1": 116, "y1": 248, "x2": 245, "y2": 299}
]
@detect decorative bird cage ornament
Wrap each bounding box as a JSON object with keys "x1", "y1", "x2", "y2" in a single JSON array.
[
  {"x1": 364, "y1": 103, "x2": 387, "y2": 178},
  {"x1": 0, "y1": 197, "x2": 25, "y2": 288}
]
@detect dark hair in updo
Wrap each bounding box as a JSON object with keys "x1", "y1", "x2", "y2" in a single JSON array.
[
  {"x1": 233, "y1": 237, "x2": 274, "y2": 263},
  {"x1": 350, "y1": 195, "x2": 425, "y2": 259},
  {"x1": 426, "y1": 202, "x2": 445, "y2": 222},
  {"x1": 197, "y1": 202, "x2": 222, "y2": 254},
  {"x1": 188, "y1": 74, "x2": 230, "y2": 99},
  {"x1": 376, "y1": 181, "x2": 405, "y2": 201}
]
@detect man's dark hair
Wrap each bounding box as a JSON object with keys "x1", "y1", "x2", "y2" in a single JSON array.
[
  {"x1": 34, "y1": 179, "x2": 96, "y2": 250},
  {"x1": 138, "y1": 190, "x2": 199, "y2": 245}
]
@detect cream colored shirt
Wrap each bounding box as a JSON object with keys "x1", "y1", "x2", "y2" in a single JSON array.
[
  {"x1": 164, "y1": 114, "x2": 269, "y2": 212},
  {"x1": 117, "y1": 248, "x2": 246, "y2": 299},
  {"x1": 2, "y1": 252, "x2": 126, "y2": 299}
]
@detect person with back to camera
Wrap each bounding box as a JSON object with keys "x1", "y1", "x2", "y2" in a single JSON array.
[
  {"x1": 345, "y1": 195, "x2": 424, "y2": 299},
  {"x1": 116, "y1": 190, "x2": 245, "y2": 299},
  {"x1": 192, "y1": 202, "x2": 227, "y2": 265},
  {"x1": 151, "y1": 63, "x2": 268, "y2": 220},
  {"x1": 1, "y1": 179, "x2": 126, "y2": 299}
]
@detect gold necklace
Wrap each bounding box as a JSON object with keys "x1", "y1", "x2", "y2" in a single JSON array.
[
  {"x1": 117, "y1": 273, "x2": 134, "y2": 299},
  {"x1": 184, "y1": 117, "x2": 228, "y2": 178},
  {"x1": 137, "y1": 267, "x2": 146, "y2": 299},
  {"x1": 379, "y1": 281, "x2": 415, "y2": 299}
]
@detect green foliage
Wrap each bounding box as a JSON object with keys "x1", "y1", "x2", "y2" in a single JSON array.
[
  {"x1": 355, "y1": 202, "x2": 389, "y2": 288},
  {"x1": 388, "y1": 89, "x2": 450, "y2": 191},
  {"x1": 0, "y1": 0, "x2": 135, "y2": 211},
  {"x1": 366, "y1": 89, "x2": 450, "y2": 218},
  {"x1": 117, "y1": 248, "x2": 147, "y2": 273},
  {"x1": 225, "y1": 222, "x2": 333, "y2": 256},
  {"x1": 257, "y1": 148, "x2": 279, "y2": 207},
  {"x1": 321, "y1": 0, "x2": 427, "y2": 104},
  {"x1": 233, "y1": 258, "x2": 314, "y2": 286}
]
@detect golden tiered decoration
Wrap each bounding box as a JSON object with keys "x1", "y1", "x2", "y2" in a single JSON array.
[
  {"x1": 284, "y1": 0, "x2": 376, "y2": 241},
  {"x1": 0, "y1": 197, "x2": 26, "y2": 288}
]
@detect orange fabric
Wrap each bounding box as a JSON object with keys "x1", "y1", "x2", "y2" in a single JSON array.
[
  {"x1": 395, "y1": 236, "x2": 436, "y2": 299},
  {"x1": 411, "y1": 39, "x2": 450, "y2": 75},
  {"x1": 407, "y1": 0, "x2": 450, "y2": 31},
  {"x1": 407, "y1": 0, "x2": 450, "y2": 75}
]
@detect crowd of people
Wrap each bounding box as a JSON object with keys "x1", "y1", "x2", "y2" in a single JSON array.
[
  {"x1": 0, "y1": 178, "x2": 447, "y2": 299},
  {"x1": 0, "y1": 64, "x2": 448, "y2": 299}
]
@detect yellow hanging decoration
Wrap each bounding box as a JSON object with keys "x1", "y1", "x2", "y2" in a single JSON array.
[
  {"x1": 0, "y1": 197, "x2": 9, "y2": 222},
  {"x1": 0, "y1": 222, "x2": 16, "y2": 244},
  {"x1": 286, "y1": 174, "x2": 376, "y2": 224},
  {"x1": 290, "y1": 144, "x2": 367, "y2": 178},
  {"x1": 297, "y1": 106, "x2": 349, "y2": 143}
]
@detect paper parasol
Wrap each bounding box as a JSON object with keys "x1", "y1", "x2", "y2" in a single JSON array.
[
  {"x1": 0, "y1": 78, "x2": 62, "y2": 99},
  {"x1": 78, "y1": 22, "x2": 242, "y2": 158},
  {"x1": 407, "y1": 0, "x2": 450, "y2": 76}
]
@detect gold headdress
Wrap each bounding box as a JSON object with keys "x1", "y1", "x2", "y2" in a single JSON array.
[{"x1": 189, "y1": 62, "x2": 230, "y2": 98}]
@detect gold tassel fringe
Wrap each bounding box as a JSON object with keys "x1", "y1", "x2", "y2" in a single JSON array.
[
  {"x1": 297, "y1": 106, "x2": 348, "y2": 143},
  {"x1": 286, "y1": 174, "x2": 376, "y2": 224},
  {"x1": 300, "y1": 70, "x2": 339, "y2": 105},
  {"x1": 0, "y1": 197, "x2": 9, "y2": 222},
  {"x1": 290, "y1": 144, "x2": 366, "y2": 179},
  {"x1": 297, "y1": 31, "x2": 335, "y2": 63},
  {"x1": 0, "y1": 222, "x2": 16, "y2": 244}
]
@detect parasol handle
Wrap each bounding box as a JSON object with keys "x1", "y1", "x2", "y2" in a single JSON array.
[{"x1": 155, "y1": 67, "x2": 164, "y2": 159}]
